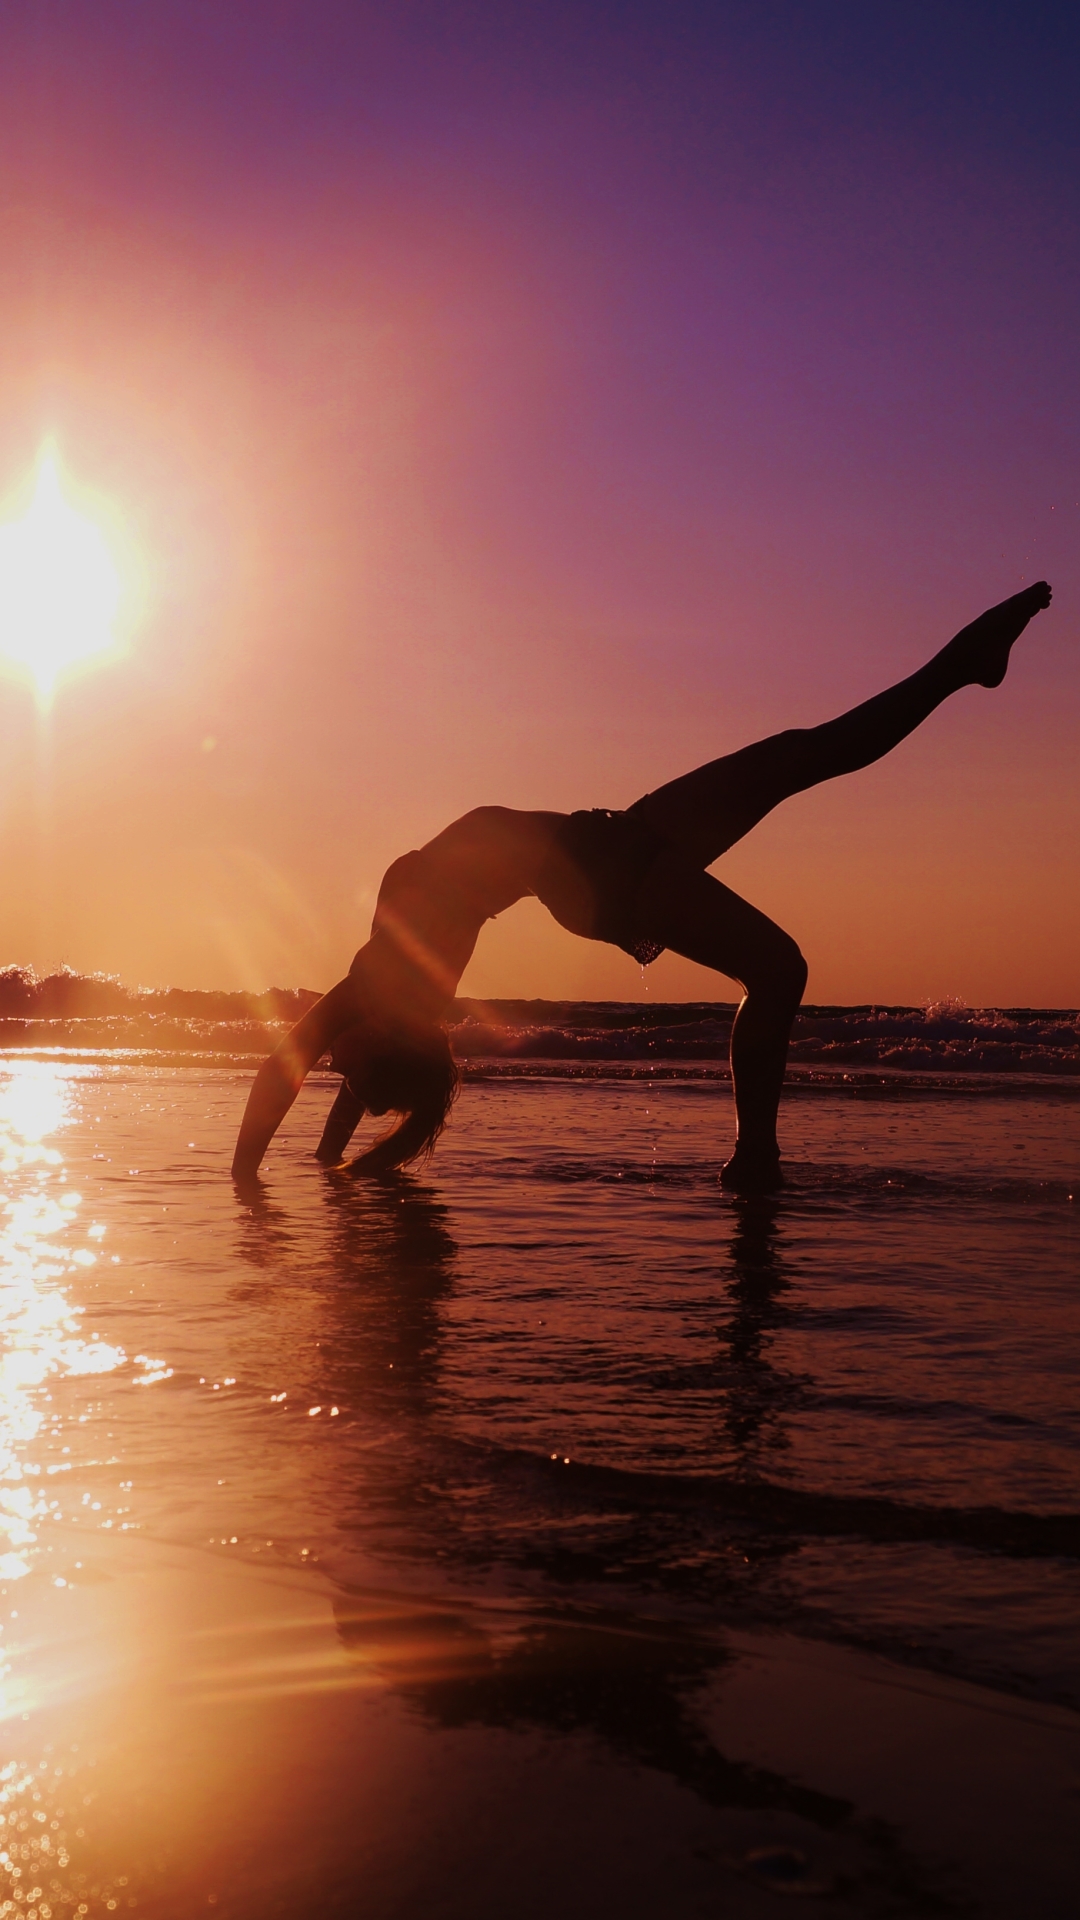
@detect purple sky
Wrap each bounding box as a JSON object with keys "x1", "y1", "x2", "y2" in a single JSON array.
[{"x1": 0, "y1": 2, "x2": 1076, "y2": 1002}]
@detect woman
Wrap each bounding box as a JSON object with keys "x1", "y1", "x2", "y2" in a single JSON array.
[{"x1": 232, "y1": 581, "x2": 1052, "y2": 1191}]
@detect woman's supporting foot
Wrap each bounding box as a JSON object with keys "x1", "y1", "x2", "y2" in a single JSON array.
[
  {"x1": 720, "y1": 1143, "x2": 785, "y2": 1194},
  {"x1": 949, "y1": 581, "x2": 1052, "y2": 689}
]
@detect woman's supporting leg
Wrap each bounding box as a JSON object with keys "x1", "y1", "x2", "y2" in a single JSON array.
[
  {"x1": 631, "y1": 582, "x2": 1051, "y2": 867},
  {"x1": 635, "y1": 865, "x2": 808, "y2": 1190}
]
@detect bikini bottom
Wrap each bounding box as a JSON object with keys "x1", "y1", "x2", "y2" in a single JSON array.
[{"x1": 544, "y1": 807, "x2": 668, "y2": 967}]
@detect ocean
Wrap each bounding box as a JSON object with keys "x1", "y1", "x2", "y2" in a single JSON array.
[{"x1": 1, "y1": 980, "x2": 1078, "y2": 1917}]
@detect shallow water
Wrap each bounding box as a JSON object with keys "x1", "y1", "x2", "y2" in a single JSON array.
[{"x1": 2, "y1": 1057, "x2": 1077, "y2": 1725}]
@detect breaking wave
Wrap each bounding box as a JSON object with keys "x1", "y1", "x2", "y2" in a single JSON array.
[
  {"x1": 0, "y1": 968, "x2": 1077, "y2": 1077},
  {"x1": 450, "y1": 997, "x2": 1080, "y2": 1078}
]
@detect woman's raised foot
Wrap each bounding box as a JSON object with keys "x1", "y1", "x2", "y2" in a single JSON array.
[{"x1": 951, "y1": 581, "x2": 1052, "y2": 689}]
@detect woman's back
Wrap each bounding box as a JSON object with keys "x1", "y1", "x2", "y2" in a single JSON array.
[{"x1": 366, "y1": 807, "x2": 568, "y2": 1013}]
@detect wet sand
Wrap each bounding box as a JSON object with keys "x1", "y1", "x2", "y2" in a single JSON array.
[{"x1": 4, "y1": 1526, "x2": 1077, "y2": 1917}]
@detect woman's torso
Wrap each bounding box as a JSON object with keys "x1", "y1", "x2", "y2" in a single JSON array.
[
  {"x1": 357, "y1": 802, "x2": 670, "y2": 1019},
  {"x1": 359, "y1": 809, "x2": 567, "y2": 1015}
]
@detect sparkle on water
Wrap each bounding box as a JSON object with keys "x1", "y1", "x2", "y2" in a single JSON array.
[
  {"x1": 0, "y1": 1066, "x2": 125, "y2": 1606},
  {"x1": 0, "y1": 445, "x2": 124, "y2": 705}
]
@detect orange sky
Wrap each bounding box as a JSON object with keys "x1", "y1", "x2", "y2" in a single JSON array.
[{"x1": 0, "y1": 4, "x2": 1076, "y2": 1006}]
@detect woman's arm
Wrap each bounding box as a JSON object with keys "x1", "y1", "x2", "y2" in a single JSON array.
[
  {"x1": 314, "y1": 1080, "x2": 366, "y2": 1163},
  {"x1": 231, "y1": 977, "x2": 362, "y2": 1181}
]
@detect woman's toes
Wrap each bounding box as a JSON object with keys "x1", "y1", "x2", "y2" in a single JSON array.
[{"x1": 1013, "y1": 580, "x2": 1051, "y2": 618}]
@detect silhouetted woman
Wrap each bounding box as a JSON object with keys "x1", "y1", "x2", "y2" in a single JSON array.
[{"x1": 233, "y1": 583, "x2": 1052, "y2": 1192}]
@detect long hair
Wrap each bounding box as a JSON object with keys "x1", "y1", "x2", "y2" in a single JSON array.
[{"x1": 349, "y1": 1026, "x2": 460, "y2": 1171}]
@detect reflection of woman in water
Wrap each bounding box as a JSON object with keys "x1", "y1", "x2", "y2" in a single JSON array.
[{"x1": 233, "y1": 583, "x2": 1052, "y2": 1192}]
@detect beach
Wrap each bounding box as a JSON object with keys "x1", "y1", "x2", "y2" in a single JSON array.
[{"x1": 1, "y1": 1018, "x2": 1077, "y2": 1916}]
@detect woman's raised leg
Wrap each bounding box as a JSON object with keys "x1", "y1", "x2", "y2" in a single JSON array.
[{"x1": 631, "y1": 582, "x2": 1051, "y2": 867}]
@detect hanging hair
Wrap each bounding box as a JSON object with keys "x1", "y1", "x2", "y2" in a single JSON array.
[{"x1": 348, "y1": 1025, "x2": 460, "y2": 1172}]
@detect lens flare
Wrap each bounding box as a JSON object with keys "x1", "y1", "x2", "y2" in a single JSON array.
[{"x1": 0, "y1": 444, "x2": 126, "y2": 706}]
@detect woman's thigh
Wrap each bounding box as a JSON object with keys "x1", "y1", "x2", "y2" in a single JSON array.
[
  {"x1": 629, "y1": 730, "x2": 814, "y2": 868},
  {"x1": 637, "y1": 863, "x2": 805, "y2": 991}
]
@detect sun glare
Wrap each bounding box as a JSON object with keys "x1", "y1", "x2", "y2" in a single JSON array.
[{"x1": 0, "y1": 445, "x2": 126, "y2": 706}]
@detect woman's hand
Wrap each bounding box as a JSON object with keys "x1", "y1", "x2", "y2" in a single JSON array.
[{"x1": 231, "y1": 976, "x2": 364, "y2": 1181}]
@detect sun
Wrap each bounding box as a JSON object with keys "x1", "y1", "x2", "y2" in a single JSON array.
[{"x1": 0, "y1": 444, "x2": 127, "y2": 706}]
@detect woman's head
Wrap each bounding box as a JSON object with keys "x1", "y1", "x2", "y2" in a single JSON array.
[{"x1": 330, "y1": 1020, "x2": 459, "y2": 1167}]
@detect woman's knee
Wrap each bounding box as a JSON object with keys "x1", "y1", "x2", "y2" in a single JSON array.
[{"x1": 748, "y1": 932, "x2": 807, "y2": 1008}]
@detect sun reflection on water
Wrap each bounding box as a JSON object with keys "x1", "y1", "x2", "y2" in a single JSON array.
[{"x1": 0, "y1": 1064, "x2": 126, "y2": 1585}]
